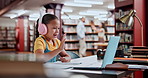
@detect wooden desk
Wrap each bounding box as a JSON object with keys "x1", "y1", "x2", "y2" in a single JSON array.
[
  {"x1": 114, "y1": 58, "x2": 148, "y2": 78},
  {"x1": 65, "y1": 69, "x2": 132, "y2": 78},
  {"x1": 45, "y1": 55, "x2": 133, "y2": 78}
]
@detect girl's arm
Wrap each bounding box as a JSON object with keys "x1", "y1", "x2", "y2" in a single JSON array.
[{"x1": 35, "y1": 35, "x2": 66, "y2": 62}]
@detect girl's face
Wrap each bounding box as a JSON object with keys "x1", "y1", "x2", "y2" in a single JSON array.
[{"x1": 46, "y1": 19, "x2": 60, "y2": 39}]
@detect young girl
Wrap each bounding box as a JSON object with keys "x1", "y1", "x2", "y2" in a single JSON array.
[{"x1": 34, "y1": 14, "x2": 71, "y2": 62}]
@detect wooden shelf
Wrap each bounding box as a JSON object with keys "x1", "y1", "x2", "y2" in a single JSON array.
[
  {"x1": 63, "y1": 24, "x2": 77, "y2": 26},
  {"x1": 65, "y1": 40, "x2": 99, "y2": 43},
  {"x1": 65, "y1": 40, "x2": 78, "y2": 43},
  {"x1": 86, "y1": 41, "x2": 98, "y2": 43},
  {"x1": 119, "y1": 42, "x2": 133, "y2": 44},
  {"x1": 86, "y1": 32, "x2": 98, "y2": 35},
  {"x1": 66, "y1": 32, "x2": 114, "y2": 35},
  {"x1": 115, "y1": 0, "x2": 133, "y2": 8},
  {"x1": 63, "y1": 24, "x2": 114, "y2": 27},
  {"x1": 105, "y1": 32, "x2": 115, "y2": 35},
  {"x1": 116, "y1": 29, "x2": 134, "y2": 32},
  {"x1": 65, "y1": 48, "x2": 97, "y2": 51},
  {"x1": 65, "y1": 32, "x2": 77, "y2": 34},
  {"x1": 0, "y1": 40, "x2": 16, "y2": 42},
  {"x1": 105, "y1": 25, "x2": 115, "y2": 27}
]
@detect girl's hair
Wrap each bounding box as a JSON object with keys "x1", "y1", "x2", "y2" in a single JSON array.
[{"x1": 42, "y1": 14, "x2": 58, "y2": 25}]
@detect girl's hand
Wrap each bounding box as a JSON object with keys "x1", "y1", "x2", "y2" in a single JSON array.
[
  {"x1": 58, "y1": 34, "x2": 66, "y2": 51},
  {"x1": 60, "y1": 57, "x2": 71, "y2": 62}
]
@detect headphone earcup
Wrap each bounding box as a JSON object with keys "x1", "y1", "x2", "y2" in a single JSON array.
[{"x1": 38, "y1": 23, "x2": 47, "y2": 35}]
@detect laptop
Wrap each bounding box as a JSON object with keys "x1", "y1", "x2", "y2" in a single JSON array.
[{"x1": 73, "y1": 36, "x2": 120, "y2": 70}]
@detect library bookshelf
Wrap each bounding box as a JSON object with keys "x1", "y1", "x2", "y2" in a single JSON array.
[
  {"x1": 63, "y1": 24, "x2": 115, "y2": 56},
  {"x1": 0, "y1": 27, "x2": 16, "y2": 52},
  {"x1": 114, "y1": 0, "x2": 146, "y2": 55}
]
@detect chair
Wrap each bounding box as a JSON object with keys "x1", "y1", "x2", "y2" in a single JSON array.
[{"x1": 56, "y1": 51, "x2": 80, "y2": 61}]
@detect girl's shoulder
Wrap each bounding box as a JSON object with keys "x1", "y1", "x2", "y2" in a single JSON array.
[
  {"x1": 34, "y1": 36, "x2": 46, "y2": 45},
  {"x1": 54, "y1": 38, "x2": 61, "y2": 42},
  {"x1": 53, "y1": 38, "x2": 61, "y2": 46},
  {"x1": 35, "y1": 36, "x2": 44, "y2": 41}
]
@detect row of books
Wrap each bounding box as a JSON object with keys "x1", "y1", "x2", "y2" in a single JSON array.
[
  {"x1": 107, "y1": 27, "x2": 115, "y2": 33},
  {"x1": 63, "y1": 26, "x2": 76, "y2": 32},
  {"x1": 66, "y1": 35, "x2": 77, "y2": 41},
  {"x1": 86, "y1": 43, "x2": 94, "y2": 49},
  {"x1": 115, "y1": 9, "x2": 130, "y2": 19},
  {"x1": 62, "y1": 18, "x2": 114, "y2": 25},
  {"x1": 63, "y1": 26, "x2": 94, "y2": 33},
  {"x1": 107, "y1": 19, "x2": 115, "y2": 25},
  {"x1": 106, "y1": 35, "x2": 114, "y2": 41},
  {"x1": 65, "y1": 43, "x2": 79, "y2": 49},
  {"x1": 0, "y1": 27, "x2": 16, "y2": 49},
  {"x1": 0, "y1": 41, "x2": 16, "y2": 44},
  {"x1": 66, "y1": 35, "x2": 99, "y2": 41},
  {"x1": 118, "y1": 33, "x2": 133, "y2": 43},
  {"x1": 116, "y1": 22, "x2": 133, "y2": 30},
  {"x1": 118, "y1": 44, "x2": 129, "y2": 54},
  {"x1": 66, "y1": 35, "x2": 115, "y2": 42},
  {"x1": 0, "y1": 44, "x2": 16, "y2": 48},
  {"x1": 0, "y1": 27, "x2": 15, "y2": 30},
  {"x1": 85, "y1": 35, "x2": 98, "y2": 41},
  {"x1": 65, "y1": 43, "x2": 95, "y2": 49},
  {"x1": 63, "y1": 19, "x2": 79, "y2": 24},
  {"x1": 63, "y1": 25, "x2": 115, "y2": 33}
]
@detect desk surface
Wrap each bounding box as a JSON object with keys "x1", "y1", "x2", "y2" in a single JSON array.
[
  {"x1": 44, "y1": 55, "x2": 133, "y2": 78},
  {"x1": 65, "y1": 69, "x2": 129, "y2": 78}
]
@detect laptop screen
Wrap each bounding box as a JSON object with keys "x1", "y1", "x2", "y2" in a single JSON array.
[{"x1": 101, "y1": 36, "x2": 120, "y2": 68}]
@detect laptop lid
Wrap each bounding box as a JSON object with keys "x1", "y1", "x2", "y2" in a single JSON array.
[{"x1": 101, "y1": 36, "x2": 120, "y2": 68}]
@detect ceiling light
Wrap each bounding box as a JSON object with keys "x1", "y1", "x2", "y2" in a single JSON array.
[
  {"x1": 62, "y1": 15, "x2": 82, "y2": 19},
  {"x1": 29, "y1": 17, "x2": 38, "y2": 21},
  {"x1": 94, "y1": 15, "x2": 107, "y2": 18},
  {"x1": 29, "y1": 13, "x2": 40, "y2": 18},
  {"x1": 74, "y1": 0, "x2": 103, "y2": 5},
  {"x1": 61, "y1": 12, "x2": 64, "y2": 14},
  {"x1": 87, "y1": 10, "x2": 108, "y2": 14},
  {"x1": 17, "y1": 10, "x2": 28, "y2": 16},
  {"x1": 62, "y1": 9, "x2": 73, "y2": 12},
  {"x1": 86, "y1": 11, "x2": 99, "y2": 14},
  {"x1": 69, "y1": 15, "x2": 82, "y2": 19},
  {"x1": 7, "y1": 10, "x2": 29, "y2": 18},
  {"x1": 79, "y1": 12, "x2": 98, "y2": 16},
  {"x1": 108, "y1": 5, "x2": 115, "y2": 9},
  {"x1": 10, "y1": 15, "x2": 18, "y2": 19},
  {"x1": 61, "y1": 16, "x2": 69, "y2": 19},
  {"x1": 94, "y1": 17, "x2": 107, "y2": 21},
  {"x1": 3, "y1": 14, "x2": 16, "y2": 17},
  {"x1": 64, "y1": 3, "x2": 92, "y2": 7}
]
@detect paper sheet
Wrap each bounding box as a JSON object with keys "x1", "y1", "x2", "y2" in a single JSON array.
[{"x1": 44, "y1": 55, "x2": 101, "y2": 69}]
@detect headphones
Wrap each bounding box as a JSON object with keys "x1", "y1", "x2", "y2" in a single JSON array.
[
  {"x1": 38, "y1": 23, "x2": 47, "y2": 35},
  {"x1": 38, "y1": 7, "x2": 48, "y2": 35}
]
